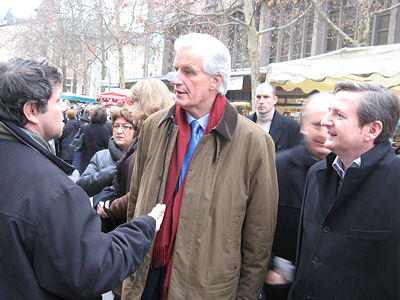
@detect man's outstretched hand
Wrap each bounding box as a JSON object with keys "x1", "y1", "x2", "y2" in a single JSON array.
[{"x1": 148, "y1": 204, "x2": 166, "y2": 232}]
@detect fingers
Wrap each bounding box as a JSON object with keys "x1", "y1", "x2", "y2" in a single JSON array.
[
  {"x1": 104, "y1": 200, "x2": 110, "y2": 209},
  {"x1": 147, "y1": 204, "x2": 166, "y2": 232},
  {"x1": 265, "y1": 270, "x2": 290, "y2": 285},
  {"x1": 96, "y1": 201, "x2": 109, "y2": 218}
]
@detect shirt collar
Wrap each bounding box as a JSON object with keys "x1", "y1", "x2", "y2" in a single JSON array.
[
  {"x1": 185, "y1": 111, "x2": 209, "y2": 136},
  {"x1": 332, "y1": 156, "x2": 362, "y2": 179}
]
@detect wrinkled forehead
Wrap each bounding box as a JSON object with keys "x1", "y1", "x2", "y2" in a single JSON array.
[{"x1": 173, "y1": 46, "x2": 204, "y2": 67}]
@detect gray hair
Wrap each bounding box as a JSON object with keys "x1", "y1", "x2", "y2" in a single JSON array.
[
  {"x1": 334, "y1": 81, "x2": 400, "y2": 144},
  {"x1": 0, "y1": 58, "x2": 62, "y2": 127},
  {"x1": 174, "y1": 33, "x2": 231, "y2": 95}
]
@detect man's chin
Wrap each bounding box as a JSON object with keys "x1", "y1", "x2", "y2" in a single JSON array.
[
  {"x1": 323, "y1": 141, "x2": 334, "y2": 152},
  {"x1": 54, "y1": 130, "x2": 63, "y2": 140},
  {"x1": 174, "y1": 96, "x2": 188, "y2": 108}
]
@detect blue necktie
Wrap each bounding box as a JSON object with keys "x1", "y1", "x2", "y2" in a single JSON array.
[{"x1": 178, "y1": 120, "x2": 201, "y2": 187}]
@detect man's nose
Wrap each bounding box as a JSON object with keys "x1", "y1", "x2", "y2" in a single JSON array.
[
  {"x1": 321, "y1": 113, "x2": 332, "y2": 127},
  {"x1": 172, "y1": 71, "x2": 181, "y2": 85}
]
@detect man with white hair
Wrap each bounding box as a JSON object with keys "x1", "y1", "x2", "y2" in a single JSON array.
[{"x1": 122, "y1": 33, "x2": 278, "y2": 300}]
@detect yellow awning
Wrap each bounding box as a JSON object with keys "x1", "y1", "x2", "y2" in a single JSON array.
[{"x1": 266, "y1": 44, "x2": 400, "y2": 97}]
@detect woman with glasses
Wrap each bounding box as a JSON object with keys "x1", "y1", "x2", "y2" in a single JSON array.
[
  {"x1": 96, "y1": 79, "x2": 173, "y2": 223},
  {"x1": 76, "y1": 107, "x2": 136, "y2": 203}
]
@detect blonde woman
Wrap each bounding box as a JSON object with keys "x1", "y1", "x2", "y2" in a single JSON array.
[{"x1": 96, "y1": 78, "x2": 172, "y2": 227}]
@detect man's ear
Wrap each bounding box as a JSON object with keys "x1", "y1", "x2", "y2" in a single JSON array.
[
  {"x1": 23, "y1": 102, "x2": 40, "y2": 125},
  {"x1": 210, "y1": 74, "x2": 222, "y2": 91},
  {"x1": 273, "y1": 96, "x2": 279, "y2": 105},
  {"x1": 364, "y1": 120, "x2": 383, "y2": 142}
]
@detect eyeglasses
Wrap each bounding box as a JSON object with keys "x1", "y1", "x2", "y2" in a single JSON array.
[{"x1": 113, "y1": 124, "x2": 134, "y2": 131}]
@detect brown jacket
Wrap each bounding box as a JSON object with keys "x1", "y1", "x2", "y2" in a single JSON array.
[{"x1": 122, "y1": 101, "x2": 278, "y2": 300}]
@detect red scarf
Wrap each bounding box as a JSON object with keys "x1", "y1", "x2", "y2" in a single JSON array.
[{"x1": 151, "y1": 94, "x2": 226, "y2": 299}]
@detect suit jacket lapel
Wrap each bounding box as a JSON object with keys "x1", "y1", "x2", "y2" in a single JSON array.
[{"x1": 269, "y1": 110, "x2": 282, "y2": 145}]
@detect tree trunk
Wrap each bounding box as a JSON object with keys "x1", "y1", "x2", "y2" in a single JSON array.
[
  {"x1": 244, "y1": 0, "x2": 261, "y2": 111},
  {"x1": 118, "y1": 43, "x2": 125, "y2": 89},
  {"x1": 115, "y1": 0, "x2": 125, "y2": 89},
  {"x1": 61, "y1": 56, "x2": 67, "y2": 92},
  {"x1": 356, "y1": 0, "x2": 373, "y2": 46},
  {"x1": 72, "y1": 72, "x2": 77, "y2": 94},
  {"x1": 100, "y1": 21, "x2": 107, "y2": 93}
]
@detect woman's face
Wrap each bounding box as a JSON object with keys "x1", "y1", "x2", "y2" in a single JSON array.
[
  {"x1": 112, "y1": 116, "x2": 135, "y2": 152},
  {"x1": 128, "y1": 100, "x2": 139, "y2": 126}
]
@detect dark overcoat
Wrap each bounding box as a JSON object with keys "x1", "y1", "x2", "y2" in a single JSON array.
[
  {"x1": 289, "y1": 141, "x2": 400, "y2": 300},
  {"x1": 59, "y1": 118, "x2": 79, "y2": 162},
  {"x1": 273, "y1": 142, "x2": 318, "y2": 264},
  {"x1": 80, "y1": 122, "x2": 111, "y2": 174},
  {"x1": 247, "y1": 110, "x2": 301, "y2": 152},
  {"x1": 262, "y1": 143, "x2": 318, "y2": 299},
  {"x1": 0, "y1": 119, "x2": 155, "y2": 300}
]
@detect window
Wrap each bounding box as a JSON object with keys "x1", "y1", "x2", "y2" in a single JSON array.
[
  {"x1": 65, "y1": 78, "x2": 72, "y2": 93},
  {"x1": 374, "y1": 12, "x2": 390, "y2": 45}
]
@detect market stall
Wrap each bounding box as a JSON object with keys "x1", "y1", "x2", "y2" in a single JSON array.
[
  {"x1": 265, "y1": 43, "x2": 400, "y2": 97},
  {"x1": 61, "y1": 92, "x2": 97, "y2": 103},
  {"x1": 96, "y1": 91, "x2": 131, "y2": 106}
]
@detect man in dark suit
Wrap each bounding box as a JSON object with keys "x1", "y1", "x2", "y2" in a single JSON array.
[
  {"x1": 247, "y1": 83, "x2": 301, "y2": 152},
  {"x1": 289, "y1": 82, "x2": 400, "y2": 300},
  {"x1": 261, "y1": 92, "x2": 333, "y2": 300}
]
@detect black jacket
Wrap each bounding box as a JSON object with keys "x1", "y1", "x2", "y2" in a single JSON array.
[
  {"x1": 80, "y1": 122, "x2": 111, "y2": 174},
  {"x1": 0, "y1": 119, "x2": 155, "y2": 300},
  {"x1": 273, "y1": 143, "x2": 318, "y2": 264},
  {"x1": 247, "y1": 110, "x2": 301, "y2": 152},
  {"x1": 289, "y1": 141, "x2": 400, "y2": 300},
  {"x1": 59, "y1": 118, "x2": 79, "y2": 162},
  {"x1": 79, "y1": 113, "x2": 91, "y2": 127}
]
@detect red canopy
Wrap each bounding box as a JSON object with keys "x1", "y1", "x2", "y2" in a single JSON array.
[{"x1": 96, "y1": 92, "x2": 131, "y2": 106}]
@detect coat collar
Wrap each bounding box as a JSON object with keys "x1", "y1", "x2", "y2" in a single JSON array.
[
  {"x1": 324, "y1": 141, "x2": 393, "y2": 172},
  {"x1": 289, "y1": 142, "x2": 319, "y2": 169},
  {"x1": 316, "y1": 141, "x2": 393, "y2": 218},
  {"x1": 0, "y1": 118, "x2": 75, "y2": 175},
  {"x1": 158, "y1": 97, "x2": 238, "y2": 142}
]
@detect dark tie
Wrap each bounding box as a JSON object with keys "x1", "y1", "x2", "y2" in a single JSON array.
[{"x1": 178, "y1": 120, "x2": 201, "y2": 187}]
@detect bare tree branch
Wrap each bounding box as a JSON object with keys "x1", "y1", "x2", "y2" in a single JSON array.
[
  {"x1": 373, "y1": 2, "x2": 400, "y2": 15},
  {"x1": 310, "y1": 0, "x2": 360, "y2": 47},
  {"x1": 258, "y1": 3, "x2": 312, "y2": 35}
]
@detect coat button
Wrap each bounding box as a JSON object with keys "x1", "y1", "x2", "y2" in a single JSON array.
[
  {"x1": 312, "y1": 256, "x2": 319, "y2": 264},
  {"x1": 322, "y1": 226, "x2": 330, "y2": 233}
]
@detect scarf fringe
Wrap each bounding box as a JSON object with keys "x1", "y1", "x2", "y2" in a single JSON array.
[{"x1": 151, "y1": 245, "x2": 169, "y2": 269}]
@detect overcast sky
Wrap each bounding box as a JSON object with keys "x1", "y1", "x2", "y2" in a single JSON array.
[{"x1": 1, "y1": 0, "x2": 42, "y2": 20}]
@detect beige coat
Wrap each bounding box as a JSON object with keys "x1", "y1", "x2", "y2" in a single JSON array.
[{"x1": 122, "y1": 101, "x2": 278, "y2": 300}]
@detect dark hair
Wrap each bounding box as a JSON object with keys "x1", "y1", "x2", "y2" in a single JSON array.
[
  {"x1": 0, "y1": 58, "x2": 62, "y2": 127},
  {"x1": 335, "y1": 81, "x2": 400, "y2": 144},
  {"x1": 90, "y1": 107, "x2": 107, "y2": 124}
]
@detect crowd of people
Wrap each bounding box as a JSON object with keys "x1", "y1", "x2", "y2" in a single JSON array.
[{"x1": 1, "y1": 32, "x2": 400, "y2": 300}]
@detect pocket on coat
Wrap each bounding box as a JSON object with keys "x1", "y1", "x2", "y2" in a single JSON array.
[
  {"x1": 347, "y1": 229, "x2": 391, "y2": 241},
  {"x1": 207, "y1": 274, "x2": 239, "y2": 296}
]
